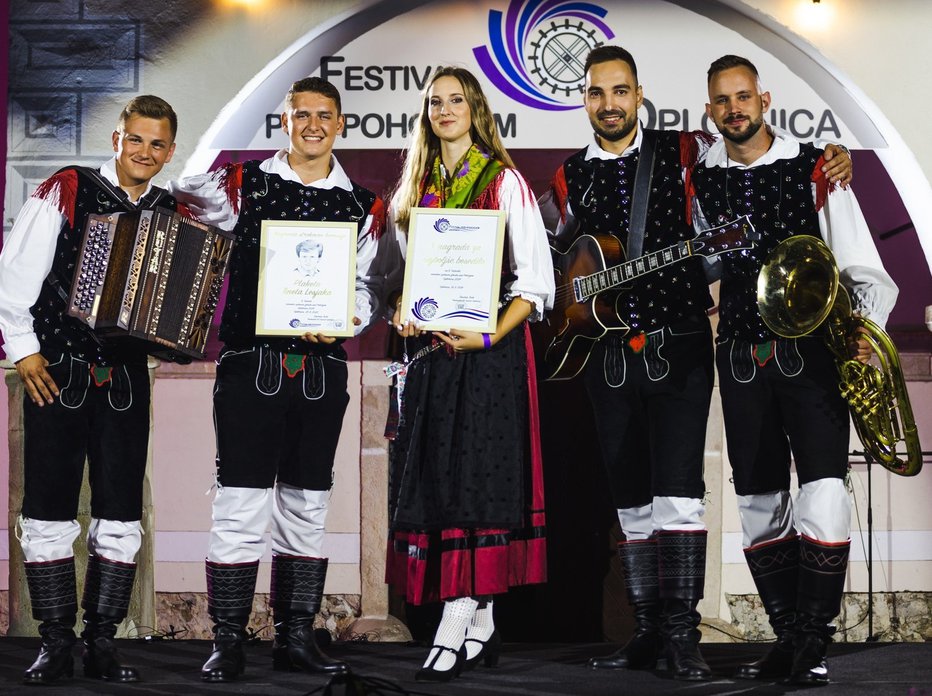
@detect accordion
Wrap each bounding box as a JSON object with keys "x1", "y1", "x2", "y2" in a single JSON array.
[{"x1": 67, "y1": 207, "x2": 235, "y2": 360}]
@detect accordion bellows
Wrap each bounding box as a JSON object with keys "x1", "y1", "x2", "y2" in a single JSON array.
[{"x1": 68, "y1": 207, "x2": 235, "y2": 359}]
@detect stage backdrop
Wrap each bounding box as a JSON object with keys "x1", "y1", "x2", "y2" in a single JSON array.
[
  {"x1": 185, "y1": 0, "x2": 931, "y2": 337},
  {"x1": 3, "y1": 0, "x2": 932, "y2": 642}
]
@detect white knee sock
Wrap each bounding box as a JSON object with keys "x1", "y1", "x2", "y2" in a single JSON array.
[
  {"x1": 423, "y1": 596, "x2": 478, "y2": 671},
  {"x1": 464, "y1": 597, "x2": 495, "y2": 660}
]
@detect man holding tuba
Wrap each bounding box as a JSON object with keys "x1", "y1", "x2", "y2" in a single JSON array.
[{"x1": 690, "y1": 55, "x2": 898, "y2": 686}]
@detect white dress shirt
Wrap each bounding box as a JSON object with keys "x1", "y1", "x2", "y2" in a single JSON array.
[
  {"x1": 0, "y1": 158, "x2": 157, "y2": 362},
  {"x1": 697, "y1": 131, "x2": 899, "y2": 327}
]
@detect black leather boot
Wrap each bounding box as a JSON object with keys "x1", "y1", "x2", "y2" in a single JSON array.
[
  {"x1": 81, "y1": 555, "x2": 139, "y2": 682},
  {"x1": 789, "y1": 537, "x2": 850, "y2": 687},
  {"x1": 658, "y1": 530, "x2": 711, "y2": 681},
  {"x1": 735, "y1": 535, "x2": 799, "y2": 680},
  {"x1": 271, "y1": 555, "x2": 348, "y2": 675},
  {"x1": 201, "y1": 560, "x2": 258, "y2": 682},
  {"x1": 23, "y1": 557, "x2": 78, "y2": 685},
  {"x1": 588, "y1": 539, "x2": 663, "y2": 670}
]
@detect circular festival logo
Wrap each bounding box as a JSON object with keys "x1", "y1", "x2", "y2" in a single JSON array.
[
  {"x1": 529, "y1": 19, "x2": 602, "y2": 98},
  {"x1": 413, "y1": 297, "x2": 440, "y2": 321},
  {"x1": 472, "y1": 0, "x2": 615, "y2": 111}
]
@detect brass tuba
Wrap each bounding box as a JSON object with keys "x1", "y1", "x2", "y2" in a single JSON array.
[{"x1": 757, "y1": 235, "x2": 921, "y2": 476}]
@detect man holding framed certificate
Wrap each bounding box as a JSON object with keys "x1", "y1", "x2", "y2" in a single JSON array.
[{"x1": 168, "y1": 77, "x2": 388, "y2": 682}]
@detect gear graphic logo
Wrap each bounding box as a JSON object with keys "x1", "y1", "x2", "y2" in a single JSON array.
[{"x1": 473, "y1": 0, "x2": 615, "y2": 111}]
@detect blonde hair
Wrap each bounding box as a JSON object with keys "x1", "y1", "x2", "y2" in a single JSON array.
[{"x1": 392, "y1": 67, "x2": 515, "y2": 227}]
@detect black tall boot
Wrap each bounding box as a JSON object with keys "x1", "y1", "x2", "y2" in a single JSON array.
[
  {"x1": 81, "y1": 555, "x2": 140, "y2": 682},
  {"x1": 271, "y1": 555, "x2": 348, "y2": 675},
  {"x1": 789, "y1": 537, "x2": 850, "y2": 687},
  {"x1": 735, "y1": 535, "x2": 799, "y2": 680},
  {"x1": 658, "y1": 530, "x2": 711, "y2": 681},
  {"x1": 23, "y1": 557, "x2": 78, "y2": 685},
  {"x1": 588, "y1": 538, "x2": 663, "y2": 670},
  {"x1": 201, "y1": 560, "x2": 259, "y2": 683}
]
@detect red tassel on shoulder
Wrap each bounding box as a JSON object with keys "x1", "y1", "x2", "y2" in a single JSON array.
[
  {"x1": 367, "y1": 196, "x2": 386, "y2": 240},
  {"x1": 679, "y1": 130, "x2": 716, "y2": 171},
  {"x1": 217, "y1": 162, "x2": 244, "y2": 216},
  {"x1": 33, "y1": 169, "x2": 79, "y2": 228},
  {"x1": 810, "y1": 156, "x2": 836, "y2": 212},
  {"x1": 551, "y1": 166, "x2": 569, "y2": 224},
  {"x1": 679, "y1": 132, "x2": 713, "y2": 226}
]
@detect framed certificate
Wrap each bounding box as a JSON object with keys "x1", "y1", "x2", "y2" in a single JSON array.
[
  {"x1": 256, "y1": 220, "x2": 357, "y2": 337},
  {"x1": 401, "y1": 208, "x2": 506, "y2": 332}
]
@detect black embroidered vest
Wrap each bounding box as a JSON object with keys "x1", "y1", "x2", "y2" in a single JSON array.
[
  {"x1": 562, "y1": 130, "x2": 712, "y2": 332},
  {"x1": 691, "y1": 144, "x2": 822, "y2": 342},
  {"x1": 31, "y1": 167, "x2": 177, "y2": 364},
  {"x1": 219, "y1": 160, "x2": 377, "y2": 353}
]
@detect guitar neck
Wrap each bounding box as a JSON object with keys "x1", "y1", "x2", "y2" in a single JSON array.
[{"x1": 575, "y1": 240, "x2": 692, "y2": 300}]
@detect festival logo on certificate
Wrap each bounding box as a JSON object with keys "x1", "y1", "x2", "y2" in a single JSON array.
[{"x1": 401, "y1": 208, "x2": 506, "y2": 333}]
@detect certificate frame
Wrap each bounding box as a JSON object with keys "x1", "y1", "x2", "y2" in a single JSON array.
[
  {"x1": 401, "y1": 207, "x2": 506, "y2": 333},
  {"x1": 256, "y1": 219, "x2": 357, "y2": 337}
]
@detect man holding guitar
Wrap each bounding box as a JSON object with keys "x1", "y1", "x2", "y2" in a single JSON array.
[{"x1": 537, "y1": 45, "x2": 852, "y2": 681}]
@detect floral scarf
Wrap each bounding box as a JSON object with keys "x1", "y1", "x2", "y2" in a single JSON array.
[{"x1": 419, "y1": 144, "x2": 506, "y2": 210}]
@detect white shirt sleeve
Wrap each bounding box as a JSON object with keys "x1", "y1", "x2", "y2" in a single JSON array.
[
  {"x1": 353, "y1": 206, "x2": 391, "y2": 335},
  {"x1": 538, "y1": 181, "x2": 581, "y2": 246},
  {"x1": 0, "y1": 196, "x2": 66, "y2": 362},
  {"x1": 499, "y1": 169, "x2": 556, "y2": 319},
  {"x1": 818, "y1": 185, "x2": 899, "y2": 328},
  {"x1": 167, "y1": 170, "x2": 240, "y2": 231}
]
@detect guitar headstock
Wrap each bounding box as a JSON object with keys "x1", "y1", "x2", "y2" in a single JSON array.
[{"x1": 692, "y1": 215, "x2": 758, "y2": 257}]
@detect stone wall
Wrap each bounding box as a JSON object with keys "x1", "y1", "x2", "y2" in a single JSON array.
[
  {"x1": 726, "y1": 592, "x2": 932, "y2": 643},
  {"x1": 154, "y1": 592, "x2": 361, "y2": 642}
]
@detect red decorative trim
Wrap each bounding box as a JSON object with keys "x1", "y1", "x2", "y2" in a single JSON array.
[
  {"x1": 205, "y1": 560, "x2": 260, "y2": 568},
  {"x1": 551, "y1": 166, "x2": 569, "y2": 224},
  {"x1": 628, "y1": 332, "x2": 647, "y2": 353},
  {"x1": 753, "y1": 340, "x2": 775, "y2": 367},
  {"x1": 810, "y1": 156, "x2": 836, "y2": 212},
  {"x1": 367, "y1": 196, "x2": 386, "y2": 240},
  {"x1": 800, "y1": 534, "x2": 850, "y2": 547},
  {"x1": 470, "y1": 170, "x2": 505, "y2": 211},
  {"x1": 24, "y1": 557, "x2": 75, "y2": 568},
  {"x1": 89, "y1": 365, "x2": 113, "y2": 387},
  {"x1": 679, "y1": 131, "x2": 713, "y2": 226},
  {"x1": 524, "y1": 322, "x2": 545, "y2": 516},
  {"x1": 744, "y1": 533, "x2": 799, "y2": 553},
  {"x1": 281, "y1": 353, "x2": 306, "y2": 378},
  {"x1": 218, "y1": 162, "x2": 244, "y2": 216},
  {"x1": 618, "y1": 537, "x2": 657, "y2": 548},
  {"x1": 33, "y1": 169, "x2": 79, "y2": 228}
]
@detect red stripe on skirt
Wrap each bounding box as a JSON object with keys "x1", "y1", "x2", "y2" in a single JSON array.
[{"x1": 384, "y1": 323, "x2": 548, "y2": 605}]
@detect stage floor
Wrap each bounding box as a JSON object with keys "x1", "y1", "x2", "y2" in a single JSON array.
[{"x1": 0, "y1": 638, "x2": 929, "y2": 695}]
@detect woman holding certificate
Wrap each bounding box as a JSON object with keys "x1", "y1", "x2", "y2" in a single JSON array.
[{"x1": 384, "y1": 66, "x2": 555, "y2": 682}]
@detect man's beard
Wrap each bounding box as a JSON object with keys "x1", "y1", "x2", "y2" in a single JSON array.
[
  {"x1": 591, "y1": 110, "x2": 638, "y2": 143},
  {"x1": 719, "y1": 114, "x2": 764, "y2": 144}
]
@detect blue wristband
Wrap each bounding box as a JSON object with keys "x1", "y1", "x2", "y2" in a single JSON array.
[{"x1": 482, "y1": 333, "x2": 492, "y2": 350}]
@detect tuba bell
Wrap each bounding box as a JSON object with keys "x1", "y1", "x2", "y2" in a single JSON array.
[{"x1": 757, "y1": 235, "x2": 921, "y2": 476}]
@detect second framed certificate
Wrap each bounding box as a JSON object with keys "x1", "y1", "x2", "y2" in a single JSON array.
[
  {"x1": 256, "y1": 220, "x2": 357, "y2": 337},
  {"x1": 401, "y1": 208, "x2": 506, "y2": 333}
]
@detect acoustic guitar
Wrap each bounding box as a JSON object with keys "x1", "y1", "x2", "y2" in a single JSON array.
[{"x1": 538, "y1": 215, "x2": 757, "y2": 381}]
